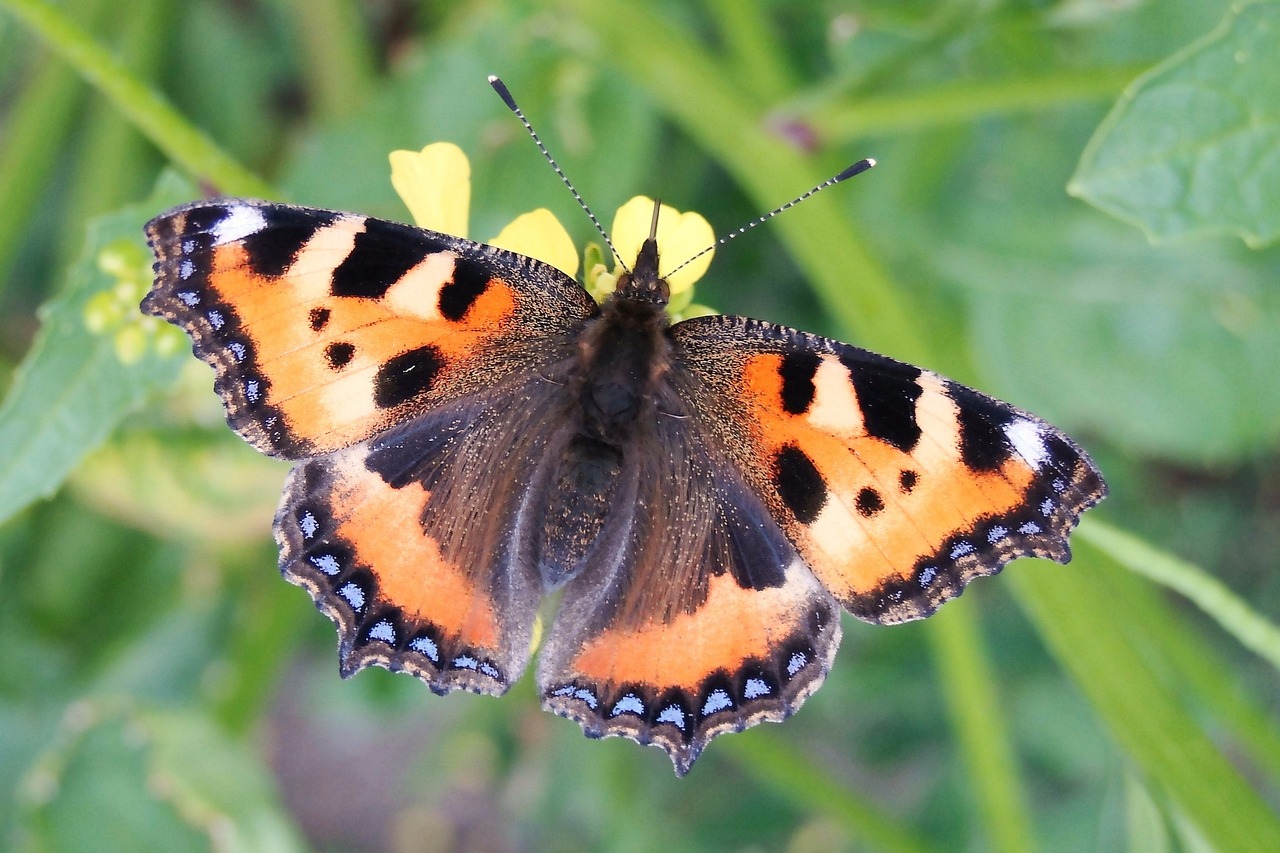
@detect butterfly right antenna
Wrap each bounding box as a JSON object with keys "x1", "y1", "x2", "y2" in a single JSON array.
[
  {"x1": 488, "y1": 76, "x2": 628, "y2": 274},
  {"x1": 666, "y1": 158, "x2": 876, "y2": 279}
]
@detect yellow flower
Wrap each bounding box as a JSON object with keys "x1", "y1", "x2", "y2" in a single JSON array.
[
  {"x1": 390, "y1": 143, "x2": 577, "y2": 278},
  {"x1": 389, "y1": 142, "x2": 470, "y2": 239},
  {"x1": 88, "y1": 238, "x2": 183, "y2": 363},
  {"x1": 389, "y1": 143, "x2": 716, "y2": 318}
]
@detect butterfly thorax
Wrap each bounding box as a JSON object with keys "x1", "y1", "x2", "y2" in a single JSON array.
[
  {"x1": 574, "y1": 236, "x2": 674, "y2": 443},
  {"x1": 539, "y1": 239, "x2": 674, "y2": 587}
]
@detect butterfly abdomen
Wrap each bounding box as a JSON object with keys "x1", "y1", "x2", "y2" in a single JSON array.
[{"x1": 538, "y1": 294, "x2": 672, "y2": 587}]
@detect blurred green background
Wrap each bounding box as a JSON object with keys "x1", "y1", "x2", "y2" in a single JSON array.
[{"x1": 1, "y1": 0, "x2": 1278, "y2": 850}]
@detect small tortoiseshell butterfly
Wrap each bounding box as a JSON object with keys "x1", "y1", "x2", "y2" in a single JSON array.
[{"x1": 143, "y1": 99, "x2": 1105, "y2": 775}]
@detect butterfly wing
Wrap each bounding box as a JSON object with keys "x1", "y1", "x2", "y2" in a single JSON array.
[
  {"x1": 145, "y1": 200, "x2": 596, "y2": 693},
  {"x1": 143, "y1": 200, "x2": 596, "y2": 458},
  {"x1": 536, "y1": 385, "x2": 841, "y2": 774},
  {"x1": 275, "y1": 374, "x2": 574, "y2": 694},
  {"x1": 668, "y1": 314, "x2": 1107, "y2": 625}
]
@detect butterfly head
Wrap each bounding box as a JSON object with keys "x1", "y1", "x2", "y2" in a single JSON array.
[
  {"x1": 614, "y1": 236, "x2": 669, "y2": 306},
  {"x1": 612, "y1": 197, "x2": 670, "y2": 306}
]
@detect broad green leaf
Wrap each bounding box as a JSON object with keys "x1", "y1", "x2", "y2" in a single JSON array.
[
  {"x1": 0, "y1": 172, "x2": 194, "y2": 525},
  {"x1": 939, "y1": 217, "x2": 1280, "y2": 463},
  {"x1": 1069, "y1": 1, "x2": 1280, "y2": 246}
]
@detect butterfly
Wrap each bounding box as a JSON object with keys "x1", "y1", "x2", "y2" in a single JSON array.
[{"x1": 142, "y1": 181, "x2": 1105, "y2": 775}]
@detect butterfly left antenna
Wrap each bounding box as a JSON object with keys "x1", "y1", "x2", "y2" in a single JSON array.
[{"x1": 488, "y1": 76, "x2": 628, "y2": 273}]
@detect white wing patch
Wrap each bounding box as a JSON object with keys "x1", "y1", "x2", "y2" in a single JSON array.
[{"x1": 211, "y1": 205, "x2": 269, "y2": 246}]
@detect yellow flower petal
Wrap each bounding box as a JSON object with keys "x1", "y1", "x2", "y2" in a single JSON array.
[
  {"x1": 610, "y1": 196, "x2": 715, "y2": 295},
  {"x1": 489, "y1": 208, "x2": 579, "y2": 278},
  {"x1": 389, "y1": 142, "x2": 470, "y2": 236}
]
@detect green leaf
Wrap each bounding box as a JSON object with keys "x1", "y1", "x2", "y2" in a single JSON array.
[
  {"x1": 0, "y1": 172, "x2": 193, "y2": 525},
  {"x1": 941, "y1": 217, "x2": 1280, "y2": 463},
  {"x1": 1069, "y1": 1, "x2": 1280, "y2": 247}
]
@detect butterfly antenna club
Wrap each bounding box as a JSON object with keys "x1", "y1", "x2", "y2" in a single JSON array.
[
  {"x1": 667, "y1": 158, "x2": 877, "y2": 278},
  {"x1": 488, "y1": 75, "x2": 627, "y2": 273}
]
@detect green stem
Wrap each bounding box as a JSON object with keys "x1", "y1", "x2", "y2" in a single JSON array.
[
  {"x1": 58, "y1": 0, "x2": 175, "y2": 264},
  {"x1": 1079, "y1": 518, "x2": 1280, "y2": 674},
  {"x1": 926, "y1": 603, "x2": 1036, "y2": 853},
  {"x1": 565, "y1": 0, "x2": 932, "y2": 365},
  {"x1": 727, "y1": 729, "x2": 936, "y2": 853},
  {"x1": 0, "y1": 0, "x2": 108, "y2": 295},
  {"x1": 1099, "y1": 551, "x2": 1280, "y2": 783},
  {"x1": 1009, "y1": 546, "x2": 1280, "y2": 850},
  {"x1": 1, "y1": 0, "x2": 273, "y2": 197},
  {"x1": 808, "y1": 68, "x2": 1142, "y2": 143},
  {"x1": 278, "y1": 0, "x2": 377, "y2": 120},
  {"x1": 707, "y1": 0, "x2": 796, "y2": 103}
]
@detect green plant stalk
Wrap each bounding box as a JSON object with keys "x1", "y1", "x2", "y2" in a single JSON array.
[
  {"x1": 810, "y1": 67, "x2": 1142, "y2": 143},
  {"x1": 707, "y1": 0, "x2": 797, "y2": 103},
  {"x1": 1099, "y1": 549, "x2": 1280, "y2": 783},
  {"x1": 1008, "y1": 545, "x2": 1280, "y2": 850},
  {"x1": 926, "y1": 603, "x2": 1036, "y2": 853},
  {"x1": 58, "y1": 0, "x2": 175, "y2": 265},
  {"x1": 564, "y1": 0, "x2": 932, "y2": 367},
  {"x1": 277, "y1": 0, "x2": 377, "y2": 120},
  {"x1": 728, "y1": 729, "x2": 936, "y2": 853},
  {"x1": 0, "y1": 0, "x2": 109, "y2": 295},
  {"x1": 1080, "y1": 518, "x2": 1280, "y2": 674},
  {"x1": 1, "y1": 0, "x2": 273, "y2": 198}
]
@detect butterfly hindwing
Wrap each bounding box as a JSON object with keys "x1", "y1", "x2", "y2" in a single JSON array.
[
  {"x1": 670, "y1": 314, "x2": 1107, "y2": 625},
  {"x1": 536, "y1": 393, "x2": 842, "y2": 774},
  {"x1": 275, "y1": 375, "x2": 575, "y2": 693},
  {"x1": 143, "y1": 200, "x2": 596, "y2": 459}
]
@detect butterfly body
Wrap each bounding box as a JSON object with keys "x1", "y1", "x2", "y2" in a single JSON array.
[{"x1": 143, "y1": 198, "x2": 1105, "y2": 774}]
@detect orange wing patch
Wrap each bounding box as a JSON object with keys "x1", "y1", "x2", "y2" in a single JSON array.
[
  {"x1": 276, "y1": 445, "x2": 540, "y2": 695},
  {"x1": 741, "y1": 354, "x2": 1037, "y2": 598},
  {"x1": 539, "y1": 558, "x2": 840, "y2": 776}
]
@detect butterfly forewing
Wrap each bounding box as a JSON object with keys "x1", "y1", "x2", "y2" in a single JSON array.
[
  {"x1": 669, "y1": 314, "x2": 1107, "y2": 624},
  {"x1": 143, "y1": 200, "x2": 595, "y2": 458}
]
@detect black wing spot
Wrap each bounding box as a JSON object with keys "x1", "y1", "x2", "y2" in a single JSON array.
[
  {"x1": 842, "y1": 352, "x2": 923, "y2": 452},
  {"x1": 309, "y1": 307, "x2": 331, "y2": 331},
  {"x1": 325, "y1": 341, "x2": 355, "y2": 370},
  {"x1": 374, "y1": 345, "x2": 443, "y2": 409},
  {"x1": 439, "y1": 258, "x2": 492, "y2": 322},
  {"x1": 184, "y1": 206, "x2": 227, "y2": 232},
  {"x1": 773, "y1": 444, "x2": 827, "y2": 524},
  {"x1": 779, "y1": 350, "x2": 820, "y2": 415},
  {"x1": 948, "y1": 381, "x2": 1014, "y2": 471},
  {"x1": 331, "y1": 219, "x2": 437, "y2": 298},
  {"x1": 242, "y1": 208, "x2": 338, "y2": 277},
  {"x1": 855, "y1": 487, "x2": 885, "y2": 517},
  {"x1": 899, "y1": 470, "x2": 918, "y2": 493}
]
